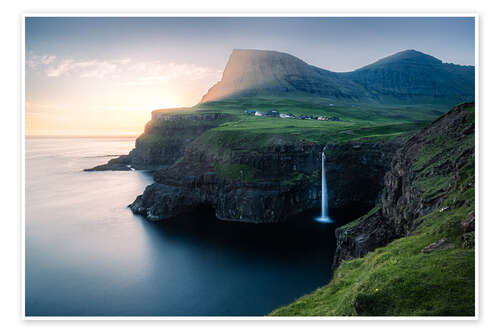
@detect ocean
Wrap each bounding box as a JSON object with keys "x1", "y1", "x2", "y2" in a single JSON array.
[{"x1": 25, "y1": 137, "x2": 351, "y2": 316}]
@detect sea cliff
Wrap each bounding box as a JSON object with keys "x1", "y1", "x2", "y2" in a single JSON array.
[
  {"x1": 271, "y1": 102, "x2": 475, "y2": 316},
  {"x1": 129, "y1": 135, "x2": 400, "y2": 223}
]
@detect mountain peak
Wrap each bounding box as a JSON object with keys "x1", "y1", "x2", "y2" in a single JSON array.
[
  {"x1": 357, "y1": 49, "x2": 442, "y2": 71},
  {"x1": 396, "y1": 49, "x2": 427, "y2": 56},
  {"x1": 200, "y1": 49, "x2": 314, "y2": 103},
  {"x1": 231, "y1": 48, "x2": 292, "y2": 55},
  {"x1": 388, "y1": 49, "x2": 441, "y2": 62},
  {"x1": 227, "y1": 49, "x2": 308, "y2": 67}
]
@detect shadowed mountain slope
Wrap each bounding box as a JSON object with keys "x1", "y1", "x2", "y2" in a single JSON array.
[
  {"x1": 201, "y1": 49, "x2": 474, "y2": 107},
  {"x1": 343, "y1": 49, "x2": 475, "y2": 105}
]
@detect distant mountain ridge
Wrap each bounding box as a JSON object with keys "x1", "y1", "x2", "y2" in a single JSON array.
[{"x1": 200, "y1": 49, "x2": 474, "y2": 106}]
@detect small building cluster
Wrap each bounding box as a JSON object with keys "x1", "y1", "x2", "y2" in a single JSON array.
[
  {"x1": 245, "y1": 109, "x2": 285, "y2": 117},
  {"x1": 299, "y1": 115, "x2": 340, "y2": 121},
  {"x1": 244, "y1": 110, "x2": 340, "y2": 121}
]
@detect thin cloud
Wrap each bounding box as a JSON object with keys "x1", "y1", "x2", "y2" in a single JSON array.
[
  {"x1": 28, "y1": 54, "x2": 222, "y2": 85},
  {"x1": 27, "y1": 54, "x2": 57, "y2": 68},
  {"x1": 45, "y1": 59, "x2": 123, "y2": 78},
  {"x1": 123, "y1": 61, "x2": 222, "y2": 86},
  {"x1": 46, "y1": 60, "x2": 75, "y2": 77}
]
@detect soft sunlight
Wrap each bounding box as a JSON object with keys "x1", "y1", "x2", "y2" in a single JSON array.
[
  {"x1": 26, "y1": 90, "x2": 185, "y2": 136},
  {"x1": 25, "y1": 55, "x2": 222, "y2": 136}
]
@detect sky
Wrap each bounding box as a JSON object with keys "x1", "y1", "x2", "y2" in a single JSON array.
[{"x1": 25, "y1": 16, "x2": 475, "y2": 136}]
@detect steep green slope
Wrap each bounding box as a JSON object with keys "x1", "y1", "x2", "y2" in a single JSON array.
[{"x1": 270, "y1": 103, "x2": 475, "y2": 316}]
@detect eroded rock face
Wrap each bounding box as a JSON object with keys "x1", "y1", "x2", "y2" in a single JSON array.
[
  {"x1": 421, "y1": 238, "x2": 454, "y2": 253},
  {"x1": 129, "y1": 182, "x2": 213, "y2": 222},
  {"x1": 333, "y1": 209, "x2": 398, "y2": 267},
  {"x1": 333, "y1": 103, "x2": 475, "y2": 268},
  {"x1": 461, "y1": 212, "x2": 475, "y2": 249},
  {"x1": 461, "y1": 211, "x2": 475, "y2": 234},
  {"x1": 129, "y1": 140, "x2": 399, "y2": 223}
]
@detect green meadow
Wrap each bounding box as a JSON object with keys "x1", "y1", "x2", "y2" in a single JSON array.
[{"x1": 152, "y1": 97, "x2": 449, "y2": 148}]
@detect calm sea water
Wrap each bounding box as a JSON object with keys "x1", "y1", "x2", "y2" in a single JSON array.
[{"x1": 25, "y1": 137, "x2": 366, "y2": 316}]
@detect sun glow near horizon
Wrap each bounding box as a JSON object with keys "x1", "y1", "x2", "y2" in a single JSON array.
[
  {"x1": 25, "y1": 55, "x2": 222, "y2": 136},
  {"x1": 26, "y1": 97, "x2": 190, "y2": 137},
  {"x1": 26, "y1": 94, "x2": 189, "y2": 137}
]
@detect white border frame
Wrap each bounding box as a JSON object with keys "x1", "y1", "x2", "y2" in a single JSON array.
[{"x1": 21, "y1": 13, "x2": 479, "y2": 321}]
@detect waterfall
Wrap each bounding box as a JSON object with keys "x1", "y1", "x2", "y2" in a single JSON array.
[{"x1": 316, "y1": 146, "x2": 333, "y2": 223}]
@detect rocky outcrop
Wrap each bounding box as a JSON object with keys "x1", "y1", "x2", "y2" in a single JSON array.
[
  {"x1": 129, "y1": 140, "x2": 400, "y2": 223},
  {"x1": 333, "y1": 102, "x2": 475, "y2": 268},
  {"x1": 421, "y1": 238, "x2": 454, "y2": 253},
  {"x1": 85, "y1": 112, "x2": 235, "y2": 171},
  {"x1": 84, "y1": 155, "x2": 133, "y2": 171},
  {"x1": 333, "y1": 208, "x2": 397, "y2": 263},
  {"x1": 461, "y1": 211, "x2": 475, "y2": 249}
]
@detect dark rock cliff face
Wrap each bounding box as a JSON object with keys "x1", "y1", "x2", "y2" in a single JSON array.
[
  {"x1": 333, "y1": 102, "x2": 475, "y2": 268},
  {"x1": 129, "y1": 140, "x2": 400, "y2": 223}
]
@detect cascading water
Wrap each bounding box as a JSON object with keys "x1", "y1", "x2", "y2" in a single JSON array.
[{"x1": 315, "y1": 146, "x2": 333, "y2": 223}]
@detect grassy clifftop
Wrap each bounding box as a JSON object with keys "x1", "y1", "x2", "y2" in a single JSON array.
[
  {"x1": 129, "y1": 96, "x2": 451, "y2": 181},
  {"x1": 150, "y1": 97, "x2": 446, "y2": 152},
  {"x1": 270, "y1": 103, "x2": 475, "y2": 316}
]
